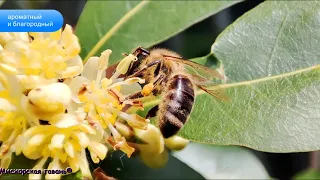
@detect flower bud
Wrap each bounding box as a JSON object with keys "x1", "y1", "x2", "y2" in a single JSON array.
[
  {"x1": 134, "y1": 124, "x2": 164, "y2": 154},
  {"x1": 140, "y1": 148, "x2": 169, "y2": 169},
  {"x1": 28, "y1": 83, "x2": 71, "y2": 114},
  {"x1": 164, "y1": 135, "x2": 190, "y2": 151}
]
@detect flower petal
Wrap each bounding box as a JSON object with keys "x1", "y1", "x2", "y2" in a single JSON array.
[
  {"x1": 50, "y1": 133, "x2": 65, "y2": 149},
  {"x1": 88, "y1": 142, "x2": 108, "y2": 160},
  {"x1": 45, "y1": 158, "x2": 63, "y2": 179},
  {"x1": 73, "y1": 132, "x2": 89, "y2": 147},
  {"x1": 64, "y1": 141, "x2": 76, "y2": 158},
  {"x1": 119, "y1": 113, "x2": 149, "y2": 130},
  {"x1": 61, "y1": 55, "x2": 83, "y2": 78},
  {"x1": 17, "y1": 75, "x2": 56, "y2": 92},
  {"x1": 82, "y1": 56, "x2": 99, "y2": 81},
  {"x1": 73, "y1": 123, "x2": 96, "y2": 135},
  {"x1": 120, "y1": 82, "x2": 142, "y2": 95},
  {"x1": 4, "y1": 40, "x2": 29, "y2": 53},
  {"x1": 0, "y1": 65, "x2": 22, "y2": 99},
  {"x1": 79, "y1": 149, "x2": 92, "y2": 179},
  {"x1": 49, "y1": 29, "x2": 62, "y2": 41},
  {"x1": 108, "y1": 77, "x2": 144, "y2": 89},
  {"x1": 68, "y1": 76, "x2": 89, "y2": 103},
  {"x1": 9, "y1": 32, "x2": 29, "y2": 42},
  {"x1": 27, "y1": 134, "x2": 46, "y2": 146},
  {"x1": 0, "y1": 98, "x2": 16, "y2": 111},
  {"x1": 22, "y1": 144, "x2": 43, "y2": 159},
  {"x1": 90, "y1": 151, "x2": 100, "y2": 164},
  {"x1": 49, "y1": 114, "x2": 79, "y2": 128},
  {"x1": 0, "y1": 151, "x2": 12, "y2": 169},
  {"x1": 0, "y1": 33, "x2": 13, "y2": 45}
]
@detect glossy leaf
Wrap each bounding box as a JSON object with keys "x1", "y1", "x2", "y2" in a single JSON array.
[
  {"x1": 137, "y1": 1, "x2": 320, "y2": 152},
  {"x1": 173, "y1": 143, "x2": 269, "y2": 179},
  {"x1": 96, "y1": 151, "x2": 205, "y2": 179},
  {"x1": 294, "y1": 169, "x2": 320, "y2": 180},
  {"x1": 75, "y1": 0, "x2": 241, "y2": 64}
]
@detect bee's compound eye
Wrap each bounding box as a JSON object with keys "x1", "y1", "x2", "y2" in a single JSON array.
[{"x1": 137, "y1": 52, "x2": 148, "y2": 61}]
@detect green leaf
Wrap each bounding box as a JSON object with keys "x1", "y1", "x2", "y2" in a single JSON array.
[
  {"x1": 212, "y1": 1, "x2": 320, "y2": 82},
  {"x1": 294, "y1": 169, "x2": 320, "y2": 180},
  {"x1": 97, "y1": 151, "x2": 205, "y2": 179},
  {"x1": 173, "y1": 143, "x2": 269, "y2": 179},
  {"x1": 75, "y1": 0, "x2": 241, "y2": 64},
  {"x1": 207, "y1": 1, "x2": 320, "y2": 152},
  {"x1": 137, "y1": 1, "x2": 320, "y2": 152}
]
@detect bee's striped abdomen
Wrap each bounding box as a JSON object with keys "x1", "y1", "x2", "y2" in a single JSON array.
[{"x1": 158, "y1": 74, "x2": 195, "y2": 138}]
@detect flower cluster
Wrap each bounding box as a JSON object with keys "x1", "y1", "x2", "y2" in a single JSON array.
[{"x1": 0, "y1": 26, "x2": 189, "y2": 179}]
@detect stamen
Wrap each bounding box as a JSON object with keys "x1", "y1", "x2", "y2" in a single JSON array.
[
  {"x1": 98, "y1": 49, "x2": 112, "y2": 70},
  {"x1": 108, "y1": 89, "x2": 121, "y2": 102}
]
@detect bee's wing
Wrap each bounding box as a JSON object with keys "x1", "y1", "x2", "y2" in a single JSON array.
[
  {"x1": 163, "y1": 55, "x2": 226, "y2": 81},
  {"x1": 197, "y1": 82, "x2": 230, "y2": 102},
  {"x1": 163, "y1": 55, "x2": 229, "y2": 102}
]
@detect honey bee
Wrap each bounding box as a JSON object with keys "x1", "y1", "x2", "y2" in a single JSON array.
[{"x1": 124, "y1": 47, "x2": 229, "y2": 138}]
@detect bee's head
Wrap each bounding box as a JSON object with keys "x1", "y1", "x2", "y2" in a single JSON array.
[
  {"x1": 124, "y1": 46, "x2": 150, "y2": 78},
  {"x1": 133, "y1": 46, "x2": 150, "y2": 60}
]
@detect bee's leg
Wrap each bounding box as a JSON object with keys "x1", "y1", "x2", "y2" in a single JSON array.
[
  {"x1": 124, "y1": 91, "x2": 144, "y2": 100},
  {"x1": 150, "y1": 74, "x2": 165, "y2": 95},
  {"x1": 146, "y1": 105, "x2": 159, "y2": 119},
  {"x1": 126, "y1": 60, "x2": 162, "y2": 78},
  {"x1": 124, "y1": 74, "x2": 165, "y2": 100}
]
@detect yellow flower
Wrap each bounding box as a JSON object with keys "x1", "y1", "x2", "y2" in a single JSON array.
[
  {"x1": 0, "y1": 66, "x2": 38, "y2": 169},
  {"x1": 0, "y1": 25, "x2": 83, "y2": 83},
  {"x1": 15, "y1": 113, "x2": 107, "y2": 179},
  {"x1": 67, "y1": 50, "x2": 149, "y2": 158}
]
